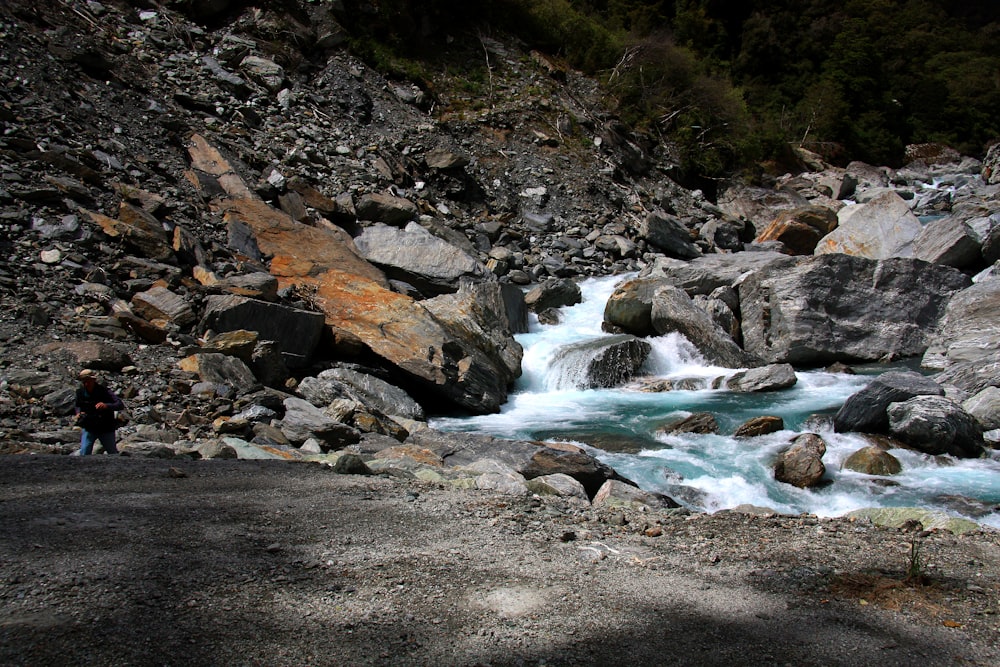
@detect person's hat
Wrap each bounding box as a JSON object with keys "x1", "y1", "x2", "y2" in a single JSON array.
[{"x1": 78, "y1": 369, "x2": 98, "y2": 380}]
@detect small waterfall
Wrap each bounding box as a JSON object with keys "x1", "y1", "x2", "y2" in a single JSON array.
[{"x1": 546, "y1": 334, "x2": 651, "y2": 390}]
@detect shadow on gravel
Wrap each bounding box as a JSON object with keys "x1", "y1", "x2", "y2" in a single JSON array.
[{"x1": 0, "y1": 457, "x2": 990, "y2": 667}]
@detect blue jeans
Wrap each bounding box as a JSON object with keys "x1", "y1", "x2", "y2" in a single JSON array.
[{"x1": 80, "y1": 429, "x2": 118, "y2": 455}]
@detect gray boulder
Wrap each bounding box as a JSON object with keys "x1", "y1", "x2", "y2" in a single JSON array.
[
  {"x1": 912, "y1": 217, "x2": 982, "y2": 269},
  {"x1": 639, "y1": 252, "x2": 795, "y2": 296},
  {"x1": 740, "y1": 254, "x2": 970, "y2": 365},
  {"x1": 650, "y1": 285, "x2": 758, "y2": 368},
  {"x1": 524, "y1": 278, "x2": 582, "y2": 313},
  {"x1": 353, "y1": 222, "x2": 487, "y2": 296},
  {"x1": 815, "y1": 191, "x2": 921, "y2": 259},
  {"x1": 923, "y1": 278, "x2": 1000, "y2": 394},
  {"x1": 280, "y1": 397, "x2": 361, "y2": 450},
  {"x1": 423, "y1": 280, "x2": 524, "y2": 393},
  {"x1": 131, "y1": 286, "x2": 197, "y2": 328},
  {"x1": 726, "y1": 364, "x2": 797, "y2": 392},
  {"x1": 886, "y1": 395, "x2": 985, "y2": 458},
  {"x1": 355, "y1": 192, "x2": 418, "y2": 225},
  {"x1": 833, "y1": 371, "x2": 945, "y2": 434},
  {"x1": 298, "y1": 367, "x2": 425, "y2": 421},
  {"x1": 963, "y1": 386, "x2": 1000, "y2": 431},
  {"x1": 178, "y1": 353, "x2": 260, "y2": 396}
]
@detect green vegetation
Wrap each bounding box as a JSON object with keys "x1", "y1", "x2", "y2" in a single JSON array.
[{"x1": 338, "y1": 0, "x2": 1000, "y2": 178}]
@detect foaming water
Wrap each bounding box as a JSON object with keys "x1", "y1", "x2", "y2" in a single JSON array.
[{"x1": 432, "y1": 274, "x2": 1000, "y2": 527}]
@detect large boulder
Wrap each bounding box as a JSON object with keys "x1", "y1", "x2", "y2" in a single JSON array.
[
  {"x1": 717, "y1": 184, "x2": 809, "y2": 238},
  {"x1": 177, "y1": 353, "x2": 260, "y2": 396},
  {"x1": 963, "y1": 387, "x2": 1000, "y2": 431},
  {"x1": 353, "y1": 222, "x2": 487, "y2": 296},
  {"x1": 650, "y1": 285, "x2": 758, "y2": 368},
  {"x1": 524, "y1": 278, "x2": 582, "y2": 313},
  {"x1": 548, "y1": 335, "x2": 651, "y2": 389},
  {"x1": 833, "y1": 371, "x2": 945, "y2": 434},
  {"x1": 603, "y1": 278, "x2": 663, "y2": 335},
  {"x1": 886, "y1": 395, "x2": 985, "y2": 458},
  {"x1": 221, "y1": 196, "x2": 515, "y2": 414},
  {"x1": 739, "y1": 254, "x2": 970, "y2": 365},
  {"x1": 279, "y1": 397, "x2": 361, "y2": 450},
  {"x1": 923, "y1": 278, "x2": 1000, "y2": 394},
  {"x1": 313, "y1": 271, "x2": 519, "y2": 413},
  {"x1": 815, "y1": 190, "x2": 921, "y2": 259}
]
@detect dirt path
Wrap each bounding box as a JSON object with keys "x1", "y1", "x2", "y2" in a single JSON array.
[{"x1": 1, "y1": 456, "x2": 998, "y2": 666}]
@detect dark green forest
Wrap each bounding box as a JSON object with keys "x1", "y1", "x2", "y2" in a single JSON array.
[{"x1": 339, "y1": 0, "x2": 1000, "y2": 179}]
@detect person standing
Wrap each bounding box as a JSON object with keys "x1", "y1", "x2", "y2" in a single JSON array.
[{"x1": 74, "y1": 369, "x2": 125, "y2": 456}]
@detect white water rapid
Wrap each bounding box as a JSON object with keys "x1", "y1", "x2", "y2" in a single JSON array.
[{"x1": 432, "y1": 275, "x2": 1000, "y2": 528}]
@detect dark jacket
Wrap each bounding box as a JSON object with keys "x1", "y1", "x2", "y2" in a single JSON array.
[{"x1": 75, "y1": 383, "x2": 124, "y2": 433}]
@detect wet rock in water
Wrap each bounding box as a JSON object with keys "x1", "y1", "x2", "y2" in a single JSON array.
[
  {"x1": 834, "y1": 371, "x2": 945, "y2": 435},
  {"x1": 734, "y1": 415, "x2": 784, "y2": 438},
  {"x1": 842, "y1": 446, "x2": 902, "y2": 476},
  {"x1": 658, "y1": 412, "x2": 719, "y2": 435},
  {"x1": 603, "y1": 277, "x2": 664, "y2": 335},
  {"x1": 886, "y1": 395, "x2": 986, "y2": 458},
  {"x1": 774, "y1": 433, "x2": 827, "y2": 488},
  {"x1": 725, "y1": 364, "x2": 797, "y2": 393}
]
